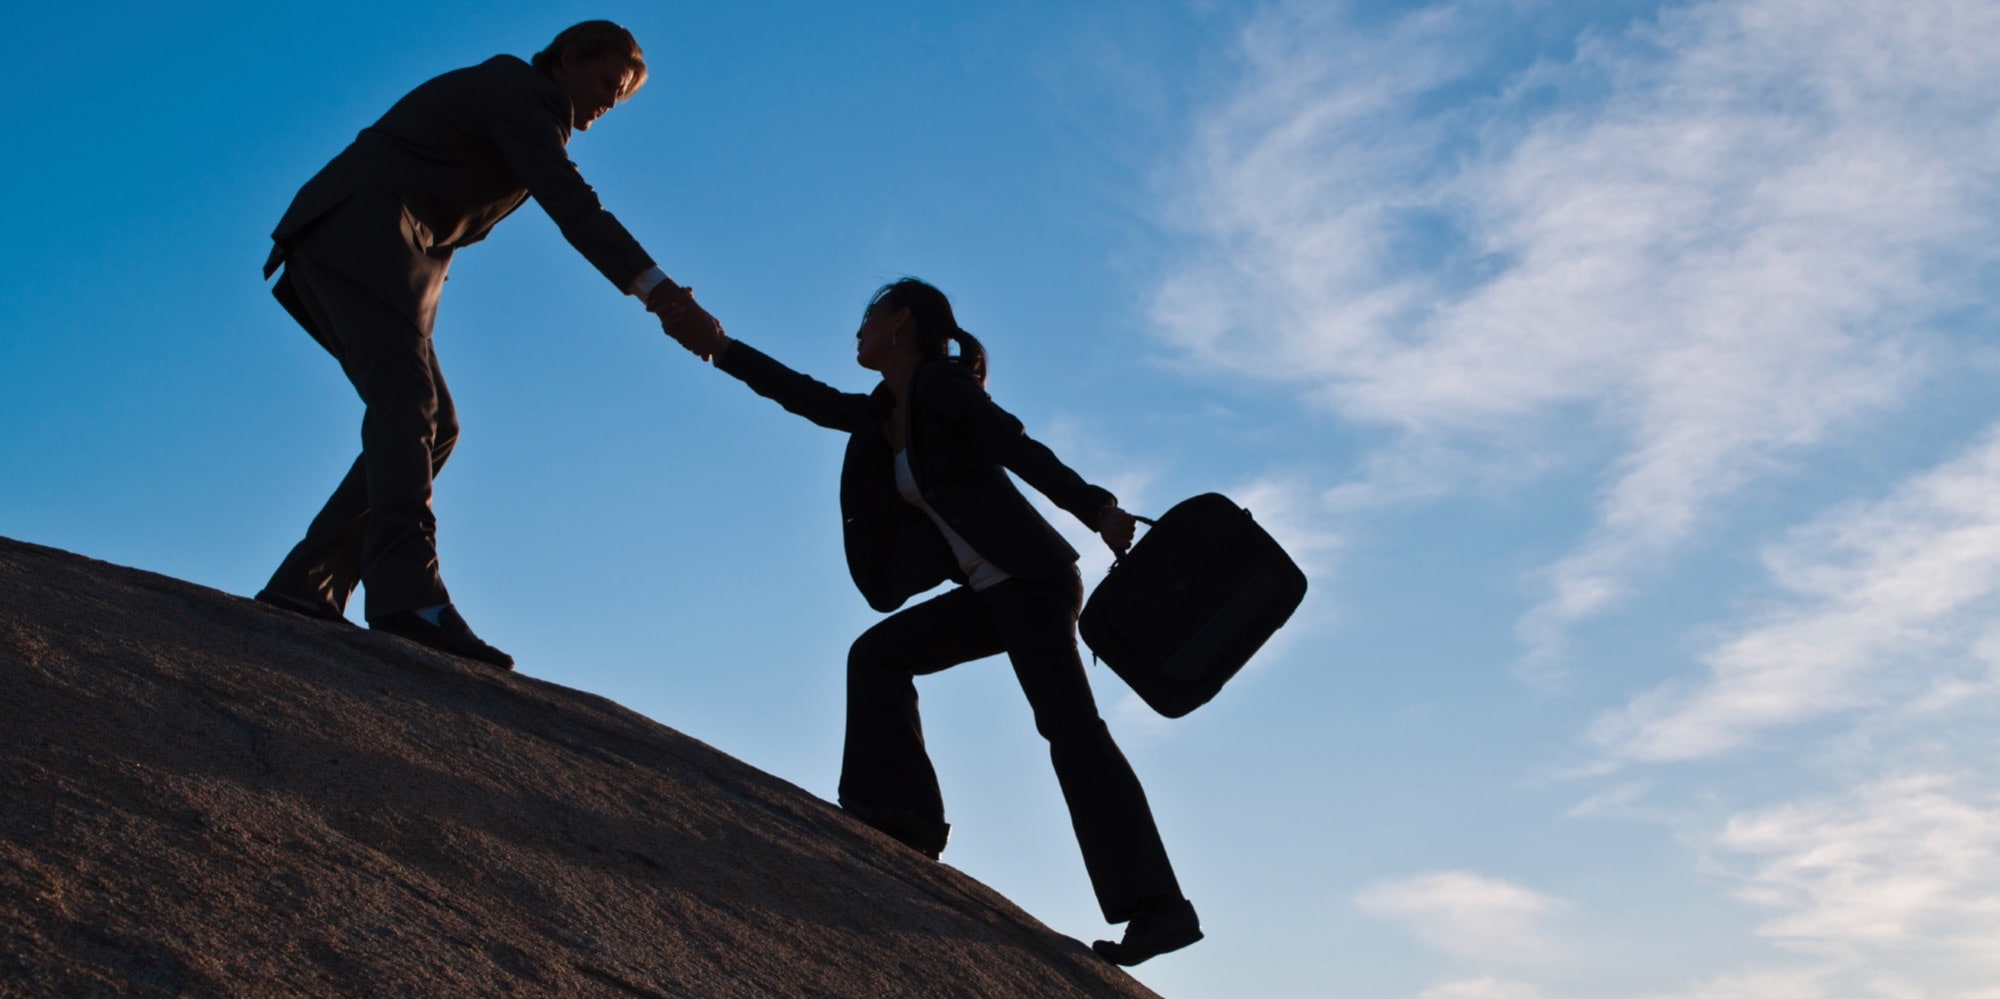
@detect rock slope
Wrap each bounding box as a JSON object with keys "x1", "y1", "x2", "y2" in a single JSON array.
[{"x1": 0, "y1": 536, "x2": 1158, "y2": 998}]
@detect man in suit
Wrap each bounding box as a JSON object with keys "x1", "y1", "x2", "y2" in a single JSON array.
[{"x1": 256, "y1": 21, "x2": 715, "y2": 668}]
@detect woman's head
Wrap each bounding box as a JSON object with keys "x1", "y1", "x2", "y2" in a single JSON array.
[{"x1": 855, "y1": 278, "x2": 987, "y2": 385}]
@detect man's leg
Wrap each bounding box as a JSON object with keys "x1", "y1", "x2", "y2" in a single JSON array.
[
  {"x1": 261, "y1": 277, "x2": 461, "y2": 619},
  {"x1": 260, "y1": 456, "x2": 369, "y2": 618},
  {"x1": 259, "y1": 264, "x2": 371, "y2": 618},
  {"x1": 271, "y1": 255, "x2": 450, "y2": 620},
  {"x1": 258, "y1": 254, "x2": 504, "y2": 666},
  {"x1": 838, "y1": 585, "x2": 1004, "y2": 857}
]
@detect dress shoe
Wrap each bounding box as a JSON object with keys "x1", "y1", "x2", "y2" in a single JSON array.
[
  {"x1": 369, "y1": 604, "x2": 514, "y2": 670},
  {"x1": 1093, "y1": 898, "x2": 1202, "y2": 966},
  {"x1": 255, "y1": 588, "x2": 353, "y2": 626}
]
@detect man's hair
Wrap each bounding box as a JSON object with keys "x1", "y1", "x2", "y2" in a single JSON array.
[{"x1": 531, "y1": 21, "x2": 647, "y2": 100}]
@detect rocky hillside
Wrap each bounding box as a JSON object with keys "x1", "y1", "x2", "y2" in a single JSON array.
[{"x1": 0, "y1": 536, "x2": 1158, "y2": 998}]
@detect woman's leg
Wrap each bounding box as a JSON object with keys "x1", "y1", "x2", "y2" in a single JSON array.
[
  {"x1": 981, "y1": 569, "x2": 1184, "y2": 923},
  {"x1": 838, "y1": 585, "x2": 1003, "y2": 856}
]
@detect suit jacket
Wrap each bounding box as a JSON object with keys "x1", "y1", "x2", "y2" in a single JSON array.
[
  {"x1": 714, "y1": 340, "x2": 1115, "y2": 612},
  {"x1": 264, "y1": 55, "x2": 655, "y2": 333}
]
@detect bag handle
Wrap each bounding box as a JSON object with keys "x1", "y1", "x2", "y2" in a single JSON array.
[{"x1": 1103, "y1": 511, "x2": 1157, "y2": 571}]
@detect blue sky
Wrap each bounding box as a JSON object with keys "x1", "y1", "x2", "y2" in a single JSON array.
[{"x1": 6, "y1": 2, "x2": 2000, "y2": 996}]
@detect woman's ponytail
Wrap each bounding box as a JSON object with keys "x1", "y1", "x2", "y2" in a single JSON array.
[
  {"x1": 867, "y1": 278, "x2": 989, "y2": 387},
  {"x1": 947, "y1": 327, "x2": 987, "y2": 387}
]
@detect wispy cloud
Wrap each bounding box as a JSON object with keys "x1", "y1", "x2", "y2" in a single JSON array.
[
  {"x1": 1561, "y1": 777, "x2": 1657, "y2": 820},
  {"x1": 1355, "y1": 870, "x2": 1567, "y2": 967},
  {"x1": 1590, "y1": 423, "x2": 2000, "y2": 765},
  {"x1": 1562, "y1": 424, "x2": 2000, "y2": 997},
  {"x1": 1707, "y1": 774, "x2": 2000, "y2": 988},
  {"x1": 1227, "y1": 474, "x2": 1346, "y2": 581},
  {"x1": 1631, "y1": 968, "x2": 1832, "y2": 999},
  {"x1": 1151, "y1": 0, "x2": 2000, "y2": 665},
  {"x1": 1419, "y1": 978, "x2": 1548, "y2": 999}
]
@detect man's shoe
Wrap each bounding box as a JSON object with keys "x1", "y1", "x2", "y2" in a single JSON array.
[
  {"x1": 255, "y1": 588, "x2": 353, "y2": 626},
  {"x1": 370, "y1": 604, "x2": 514, "y2": 670},
  {"x1": 1093, "y1": 898, "x2": 1202, "y2": 966}
]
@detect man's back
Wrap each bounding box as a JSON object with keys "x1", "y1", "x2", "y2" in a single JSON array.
[{"x1": 266, "y1": 54, "x2": 649, "y2": 330}]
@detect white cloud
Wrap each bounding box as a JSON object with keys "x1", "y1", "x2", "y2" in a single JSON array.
[
  {"x1": 1228, "y1": 474, "x2": 1346, "y2": 581},
  {"x1": 1420, "y1": 978, "x2": 1547, "y2": 999},
  {"x1": 1355, "y1": 871, "x2": 1567, "y2": 967},
  {"x1": 1562, "y1": 778, "x2": 1657, "y2": 820},
  {"x1": 1156, "y1": 8, "x2": 2000, "y2": 990},
  {"x1": 1152, "y1": 0, "x2": 2000, "y2": 663},
  {"x1": 1631, "y1": 968, "x2": 1831, "y2": 999},
  {"x1": 1906, "y1": 627, "x2": 2000, "y2": 714},
  {"x1": 1564, "y1": 424, "x2": 2000, "y2": 999},
  {"x1": 1592, "y1": 423, "x2": 2000, "y2": 765},
  {"x1": 1708, "y1": 774, "x2": 2000, "y2": 988}
]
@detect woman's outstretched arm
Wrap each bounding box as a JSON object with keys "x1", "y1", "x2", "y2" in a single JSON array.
[
  {"x1": 659, "y1": 310, "x2": 876, "y2": 431},
  {"x1": 709, "y1": 339, "x2": 879, "y2": 432}
]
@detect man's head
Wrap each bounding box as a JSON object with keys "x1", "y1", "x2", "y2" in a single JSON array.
[{"x1": 532, "y1": 21, "x2": 646, "y2": 131}]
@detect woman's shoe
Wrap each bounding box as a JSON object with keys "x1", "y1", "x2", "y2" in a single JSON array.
[{"x1": 1093, "y1": 898, "x2": 1202, "y2": 966}]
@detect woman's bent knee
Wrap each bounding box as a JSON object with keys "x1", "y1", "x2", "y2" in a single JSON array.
[{"x1": 848, "y1": 627, "x2": 900, "y2": 677}]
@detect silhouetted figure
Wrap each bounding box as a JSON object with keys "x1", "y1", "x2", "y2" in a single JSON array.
[
  {"x1": 256, "y1": 21, "x2": 720, "y2": 668},
  {"x1": 662, "y1": 279, "x2": 1203, "y2": 966}
]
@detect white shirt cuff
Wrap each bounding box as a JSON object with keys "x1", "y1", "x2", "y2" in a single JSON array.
[{"x1": 628, "y1": 266, "x2": 669, "y2": 298}]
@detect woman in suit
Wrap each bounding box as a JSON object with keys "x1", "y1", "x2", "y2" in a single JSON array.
[{"x1": 664, "y1": 278, "x2": 1201, "y2": 965}]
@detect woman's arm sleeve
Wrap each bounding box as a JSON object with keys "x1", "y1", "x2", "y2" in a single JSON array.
[
  {"x1": 925, "y1": 367, "x2": 1115, "y2": 526},
  {"x1": 712, "y1": 340, "x2": 874, "y2": 431}
]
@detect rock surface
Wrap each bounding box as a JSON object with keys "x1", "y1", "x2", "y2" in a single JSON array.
[{"x1": 0, "y1": 536, "x2": 1159, "y2": 998}]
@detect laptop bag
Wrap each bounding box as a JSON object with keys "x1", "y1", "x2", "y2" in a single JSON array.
[{"x1": 1079, "y1": 493, "x2": 1307, "y2": 717}]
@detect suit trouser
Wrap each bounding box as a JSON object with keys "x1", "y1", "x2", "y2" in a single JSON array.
[
  {"x1": 263, "y1": 253, "x2": 456, "y2": 619},
  {"x1": 839, "y1": 568, "x2": 1183, "y2": 923}
]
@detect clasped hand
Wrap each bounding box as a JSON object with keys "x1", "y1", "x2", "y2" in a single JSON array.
[{"x1": 646, "y1": 281, "x2": 727, "y2": 361}]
